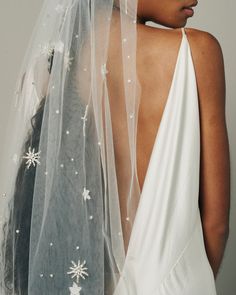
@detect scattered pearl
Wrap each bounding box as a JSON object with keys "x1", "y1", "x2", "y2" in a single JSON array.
[
  {"x1": 75, "y1": 34, "x2": 79, "y2": 39},
  {"x1": 126, "y1": 217, "x2": 130, "y2": 221},
  {"x1": 83, "y1": 68, "x2": 87, "y2": 72},
  {"x1": 49, "y1": 274, "x2": 54, "y2": 278},
  {"x1": 133, "y1": 20, "x2": 137, "y2": 24},
  {"x1": 2, "y1": 193, "x2": 6, "y2": 197},
  {"x1": 71, "y1": 158, "x2": 74, "y2": 162},
  {"x1": 60, "y1": 164, "x2": 64, "y2": 168},
  {"x1": 89, "y1": 215, "x2": 93, "y2": 220},
  {"x1": 55, "y1": 109, "x2": 60, "y2": 114},
  {"x1": 49, "y1": 242, "x2": 53, "y2": 247},
  {"x1": 16, "y1": 229, "x2": 20, "y2": 234},
  {"x1": 66, "y1": 130, "x2": 70, "y2": 135},
  {"x1": 127, "y1": 79, "x2": 132, "y2": 83},
  {"x1": 127, "y1": 55, "x2": 130, "y2": 59},
  {"x1": 75, "y1": 171, "x2": 79, "y2": 175},
  {"x1": 76, "y1": 246, "x2": 80, "y2": 250},
  {"x1": 52, "y1": 85, "x2": 55, "y2": 89},
  {"x1": 40, "y1": 273, "x2": 44, "y2": 278},
  {"x1": 123, "y1": 38, "x2": 127, "y2": 43},
  {"x1": 98, "y1": 141, "x2": 101, "y2": 146},
  {"x1": 129, "y1": 113, "x2": 134, "y2": 119},
  {"x1": 44, "y1": 171, "x2": 48, "y2": 175}
]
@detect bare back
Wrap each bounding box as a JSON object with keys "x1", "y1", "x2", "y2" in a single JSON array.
[{"x1": 136, "y1": 26, "x2": 184, "y2": 190}]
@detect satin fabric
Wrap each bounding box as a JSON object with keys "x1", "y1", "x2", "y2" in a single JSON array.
[{"x1": 114, "y1": 28, "x2": 217, "y2": 295}]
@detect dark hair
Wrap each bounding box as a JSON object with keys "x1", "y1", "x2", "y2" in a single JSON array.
[{"x1": 2, "y1": 51, "x2": 54, "y2": 294}]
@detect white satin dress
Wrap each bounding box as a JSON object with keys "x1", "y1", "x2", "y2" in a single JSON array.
[{"x1": 114, "y1": 28, "x2": 217, "y2": 295}]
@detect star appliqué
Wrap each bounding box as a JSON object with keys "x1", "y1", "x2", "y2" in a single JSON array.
[
  {"x1": 67, "y1": 260, "x2": 89, "y2": 283},
  {"x1": 23, "y1": 147, "x2": 41, "y2": 169},
  {"x1": 69, "y1": 282, "x2": 82, "y2": 295},
  {"x1": 39, "y1": 43, "x2": 54, "y2": 58},
  {"x1": 82, "y1": 188, "x2": 91, "y2": 201}
]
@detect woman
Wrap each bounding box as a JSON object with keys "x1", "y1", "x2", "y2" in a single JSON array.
[{"x1": 0, "y1": 0, "x2": 230, "y2": 294}]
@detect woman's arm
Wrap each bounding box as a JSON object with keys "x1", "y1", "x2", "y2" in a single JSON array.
[{"x1": 187, "y1": 28, "x2": 231, "y2": 279}]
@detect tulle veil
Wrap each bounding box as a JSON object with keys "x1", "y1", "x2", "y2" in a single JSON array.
[{"x1": 0, "y1": 0, "x2": 142, "y2": 294}]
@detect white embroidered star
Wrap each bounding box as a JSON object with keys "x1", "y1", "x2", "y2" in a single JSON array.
[
  {"x1": 101, "y1": 63, "x2": 109, "y2": 79},
  {"x1": 23, "y1": 147, "x2": 41, "y2": 169},
  {"x1": 82, "y1": 188, "x2": 91, "y2": 201},
  {"x1": 64, "y1": 51, "x2": 74, "y2": 71},
  {"x1": 39, "y1": 43, "x2": 54, "y2": 58},
  {"x1": 67, "y1": 260, "x2": 89, "y2": 283},
  {"x1": 69, "y1": 282, "x2": 82, "y2": 295}
]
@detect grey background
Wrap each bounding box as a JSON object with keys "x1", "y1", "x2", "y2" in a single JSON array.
[{"x1": 0, "y1": 1, "x2": 235, "y2": 294}]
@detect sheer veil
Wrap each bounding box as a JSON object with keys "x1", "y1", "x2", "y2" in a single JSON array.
[{"x1": 0, "y1": 0, "x2": 142, "y2": 294}]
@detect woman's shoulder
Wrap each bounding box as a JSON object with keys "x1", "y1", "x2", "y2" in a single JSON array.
[
  {"x1": 184, "y1": 27, "x2": 224, "y2": 69},
  {"x1": 185, "y1": 27, "x2": 226, "y2": 114}
]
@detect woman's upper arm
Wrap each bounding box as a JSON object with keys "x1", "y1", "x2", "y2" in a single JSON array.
[{"x1": 187, "y1": 28, "x2": 230, "y2": 232}]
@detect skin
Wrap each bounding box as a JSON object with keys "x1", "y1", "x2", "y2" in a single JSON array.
[
  {"x1": 137, "y1": 0, "x2": 198, "y2": 28},
  {"x1": 134, "y1": 0, "x2": 230, "y2": 280}
]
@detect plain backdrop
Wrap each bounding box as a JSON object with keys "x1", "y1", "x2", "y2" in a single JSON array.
[{"x1": 0, "y1": 1, "x2": 235, "y2": 294}]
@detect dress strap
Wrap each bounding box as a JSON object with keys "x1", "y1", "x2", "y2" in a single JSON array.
[{"x1": 181, "y1": 27, "x2": 186, "y2": 36}]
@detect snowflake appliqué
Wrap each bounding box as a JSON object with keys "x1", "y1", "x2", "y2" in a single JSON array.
[
  {"x1": 39, "y1": 43, "x2": 54, "y2": 58},
  {"x1": 69, "y1": 282, "x2": 82, "y2": 295},
  {"x1": 67, "y1": 260, "x2": 89, "y2": 283},
  {"x1": 82, "y1": 188, "x2": 91, "y2": 201},
  {"x1": 101, "y1": 63, "x2": 109, "y2": 79},
  {"x1": 23, "y1": 147, "x2": 41, "y2": 169},
  {"x1": 64, "y1": 51, "x2": 74, "y2": 71}
]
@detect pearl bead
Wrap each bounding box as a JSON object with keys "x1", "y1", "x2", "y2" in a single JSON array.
[
  {"x1": 60, "y1": 164, "x2": 64, "y2": 168},
  {"x1": 55, "y1": 110, "x2": 60, "y2": 114},
  {"x1": 127, "y1": 79, "x2": 132, "y2": 83},
  {"x1": 40, "y1": 273, "x2": 44, "y2": 278},
  {"x1": 49, "y1": 242, "x2": 53, "y2": 247},
  {"x1": 16, "y1": 229, "x2": 20, "y2": 234},
  {"x1": 66, "y1": 130, "x2": 70, "y2": 135},
  {"x1": 49, "y1": 274, "x2": 54, "y2": 278}
]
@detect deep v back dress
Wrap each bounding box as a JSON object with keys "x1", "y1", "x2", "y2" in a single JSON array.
[{"x1": 113, "y1": 28, "x2": 217, "y2": 295}]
